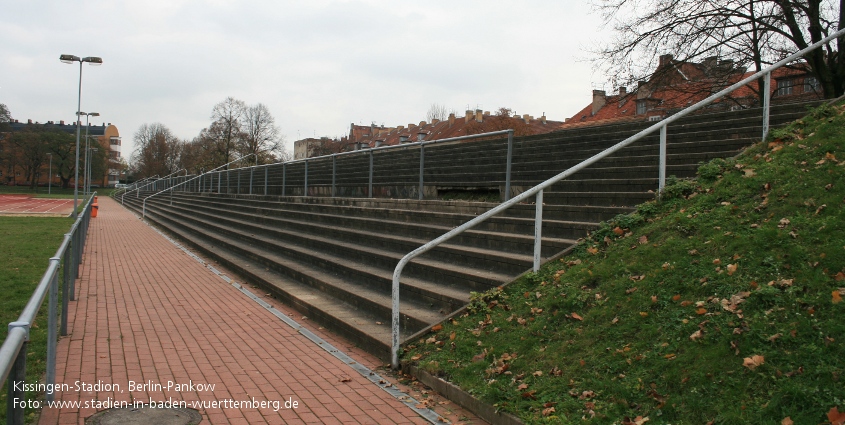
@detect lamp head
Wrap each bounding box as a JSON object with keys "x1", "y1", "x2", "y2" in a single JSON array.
[
  {"x1": 59, "y1": 54, "x2": 80, "y2": 64},
  {"x1": 90, "y1": 112, "x2": 100, "y2": 117},
  {"x1": 82, "y1": 57, "x2": 103, "y2": 66}
]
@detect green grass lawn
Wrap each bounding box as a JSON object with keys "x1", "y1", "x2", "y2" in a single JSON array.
[
  {"x1": 0, "y1": 216, "x2": 74, "y2": 423},
  {"x1": 405, "y1": 102, "x2": 845, "y2": 424}
]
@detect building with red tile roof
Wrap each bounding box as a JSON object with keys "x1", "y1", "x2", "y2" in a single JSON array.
[
  {"x1": 563, "y1": 54, "x2": 823, "y2": 128},
  {"x1": 294, "y1": 109, "x2": 565, "y2": 158}
]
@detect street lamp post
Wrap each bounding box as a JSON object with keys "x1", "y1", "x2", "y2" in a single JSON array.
[
  {"x1": 47, "y1": 153, "x2": 53, "y2": 195},
  {"x1": 60, "y1": 54, "x2": 102, "y2": 219},
  {"x1": 87, "y1": 147, "x2": 98, "y2": 195},
  {"x1": 78, "y1": 112, "x2": 100, "y2": 196}
]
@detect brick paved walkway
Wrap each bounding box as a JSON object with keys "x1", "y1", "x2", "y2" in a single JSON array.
[{"x1": 39, "y1": 197, "x2": 435, "y2": 424}]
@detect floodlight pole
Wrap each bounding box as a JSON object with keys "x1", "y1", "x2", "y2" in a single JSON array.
[
  {"x1": 47, "y1": 153, "x2": 53, "y2": 195},
  {"x1": 60, "y1": 54, "x2": 102, "y2": 218}
]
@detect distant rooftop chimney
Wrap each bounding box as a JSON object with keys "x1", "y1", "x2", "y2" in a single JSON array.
[
  {"x1": 659, "y1": 54, "x2": 674, "y2": 67},
  {"x1": 619, "y1": 86, "x2": 627, "y2": 95},
  {"x1": 592, "y1": 90, "x2": 607, "y2": 116},
  {"x1": 475, "y1": 109, "x2": 483, "y2": 122},
  {"x1": 465, "y1": 110, "x2": 473, "y2": 123},
  {"x1": 448, "y1": 113, "x2": 455, "y2": 127}
]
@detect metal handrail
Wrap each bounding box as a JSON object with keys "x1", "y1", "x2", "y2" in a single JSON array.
[
  {"x1": 121, "y1": 169, "x2": 184, "y2": 204},
  {"x1": 142, "y1": 154, "x2": 255, "y2": 219},
  {"x1": 389, "y1": 27, "x2": 845, "y2": 368},
  {"x1": 1, "y1": 192, "x2": 97, "y2": 424}
]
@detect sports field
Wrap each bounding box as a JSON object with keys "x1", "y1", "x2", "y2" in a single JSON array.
[{"x1": 0, "y1": 194, "x2": 76, "y2": 216}]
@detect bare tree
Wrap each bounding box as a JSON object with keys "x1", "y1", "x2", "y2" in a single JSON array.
[
  {"x1": 425, "y1": 103, "x2": 450, "y2": 122},
  {"x1": 241, "y1": 103, "x2": 284, "y2": 164},
  {"x1": 590, "y1": 0, "x2": 844, "y2": 99},
  {"x1": 210, "y1": 97, "x2": 247, "y2": 168},
  {"x1": 132, "y1": 123, "x2": 182, "y2": 178}
]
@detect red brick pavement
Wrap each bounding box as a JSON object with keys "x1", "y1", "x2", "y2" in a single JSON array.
[{"x1": 38, "y1": 196, "x2": 436, "y2": 424}]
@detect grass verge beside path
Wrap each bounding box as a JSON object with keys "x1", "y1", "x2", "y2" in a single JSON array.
[
  {"x1": 0, "y1": 217, "x2": 74, "y2": 423},
  {"x1": 405, "y1": 102, "x2": 845, "y2": 424}
]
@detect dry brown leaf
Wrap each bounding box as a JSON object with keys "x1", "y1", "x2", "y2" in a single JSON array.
[
  {"x1": 829, "y1": 407, "x2": 845, "y2": 425},
  {"x1": 638, "y1": 235, "x2": 649, "y2": 245},
  {"x1": 571, "y1": 312, "x2": 584, "y2": 321},
  {"x1": 517, "y1": 383, "x2": 529, "y2": 390},
  {"x1": 727, "y1": 263, "x2": 738, "y2": 276},
  {"x1": 542, "y1": 407, "x2": 556, "y2": 416},
  {"x1": 833, "y1": 290, "x2": 843, "y2": 304},
  {"x1": 690, "y1": 330, "x2": 703, "y2": 341},
  {"x1": 431, "y1": 324, "x2": 443, "y2": 332},
  {"x1": 781, "y1": 417, "x2": 793, "y2": 425},
  {"x1": 743, "y1": 355, "x2": 765, "y2": 370},
  {"x1": 587, "y1": 246, "x2": 599, "y2": 255},
  {"x1": 836, "y1": 272, "x2": 845, "y2": 282},
  {"x1": 613, "y1": 226, "x2": 625, "y2": 235}
]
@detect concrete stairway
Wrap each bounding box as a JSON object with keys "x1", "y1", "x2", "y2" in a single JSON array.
[{"x1": 119, "y1": 101, "x2": 818, "y2": 360}]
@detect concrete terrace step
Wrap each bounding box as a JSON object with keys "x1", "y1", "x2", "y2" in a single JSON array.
[
  {"x1": 132, "y1": 205, "x2": 412, "y2": 358},
  {"x1": 160, "y1": 195, "x2": 572, "y2": 264}
]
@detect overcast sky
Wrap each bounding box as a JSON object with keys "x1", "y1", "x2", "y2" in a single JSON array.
[{"x1": 1, "y1": 0, "x2": 609, "y2": 159}]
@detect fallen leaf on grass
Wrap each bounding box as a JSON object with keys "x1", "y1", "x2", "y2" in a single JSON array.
[
  {"x1": 587, "y1": 246, "x2": 599, "y2": 255},
  {"x1": 638, "y1": 235, "x2": 648, "y2": 245},
  {"x1": 743, "y1": 355, "x2": 765, "y2": 370},
  {"x1": 833, "y1": 291, "x2": 843, "y2": 304},
  {"x1": 829, "y1": 407, "x2": 845, "y2": 425},
  {"x1": 431, "y1": 324, "x2": 443, "y2": 332},
  {"x1": 622, "y1": 416, "x2": 650, "y2": 425},
  {"x1": 727, "y1": 263, "x2": 738, "y2": 276},
  {"x1": 781, "y1": 417, "x2": 793, "y2": 425},
  {"x1": 542, "y1": 407, "x2": 556, "y2": 416},
  {"x1": 690, "y1": 330, "x2": 703, "y2": 341}
]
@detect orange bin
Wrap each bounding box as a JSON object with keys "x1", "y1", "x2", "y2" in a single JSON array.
[{"x1": 92, "y1": 196, "x2": 99, "y2": 217}]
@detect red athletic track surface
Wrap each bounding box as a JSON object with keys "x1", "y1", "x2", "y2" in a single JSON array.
[{"x1": 0, "y1": 194, "x2": 75, "y2": 216}]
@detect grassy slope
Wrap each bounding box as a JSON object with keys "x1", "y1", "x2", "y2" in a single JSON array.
[
  {"x1": 405, "y1": 102, "x2": 845, "y2": 424},
  {"x1": 0, "y1": 217, "x2": 73, "y2": 423}
]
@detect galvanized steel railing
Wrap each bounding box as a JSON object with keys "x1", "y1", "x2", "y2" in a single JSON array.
[
  {"x1": 190, "y1": 129, "x2": 516, "y2": 200},
  {"x1": 141, "y1": 154, "x2": 255, "y2": 219},
  {"x1": 1, "y1": 193, "x2": 96, "y2": 424},
  {"x1": 389, "y1": 27, "x2": 845, "y2": 368}
]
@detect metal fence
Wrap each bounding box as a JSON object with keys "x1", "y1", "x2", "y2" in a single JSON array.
[
  {"x1": 389, "y1": 27, "x2": 845, "y2": 368},
  {"x1": 128, "y1": 129, "x2": 516, "y2": 203},
  {"x1": 1, "y1": 193, "x2": 96, "y2": 424}
]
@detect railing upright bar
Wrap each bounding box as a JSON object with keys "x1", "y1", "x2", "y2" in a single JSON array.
[
  {"x1": 418, "y1": 145, "x2": 425, "y2": 200},
  {"x1": 763, "y1": 71, "x2": 772, "y2": 141},
  {"x1": 61, "y1": 235, "x2": 71, "y2": 334},
  {"x1": 533, "y1": 190, "x2": 543, "y2": 272},
  {"x1": 332, "y1": 156, "x2": 336, "y2": 197},
  {"x1": 304, "y1": 160, "x2": 309, "y2": 197},
  {"x1": 282, "y1": 163, "x2": 287, "y2": 197},
  {"x1": 263, "y1": 167, "x2": 268, "y2": 195},
  {"x1": 368, "y1": 150, "x2": 374, "y2": 198},
  {"x1": 7, "y1": 332, "x2": 26, "y2": 425},
  {"x1": 46, "y1": 259, "x2": 59, "y2": 402},
  {"x1": 505, "y1": 130, "x2": 514, "y2": 201},
  {"x1": 659, "y1": 124, "x2": 667, "y2": 193}
]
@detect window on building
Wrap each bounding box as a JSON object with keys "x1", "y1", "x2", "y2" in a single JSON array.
[
  {"x1": 776, "y1": 79, "x2": 794, "y2": 96},
  {"x1": 636, "y1": 100, "x2": 647, "y2": 115},
  {"x1": 804, "y1": 76, "x2": 820, "y2": 93}
]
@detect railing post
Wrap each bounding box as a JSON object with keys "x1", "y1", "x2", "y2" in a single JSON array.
[
  {"x1": 304, "y1": 160, "x2": 308, "y2": 197},
  {"x1": 418, "y1": 144, "x2": 425, "y2": 200},
  {"x1": 282, "y1": 163, "x2": 286, "y2": 197},
  {"x1": 505, "y1": 130, "x2": 514, "y2": 201},
  {"x1": 217, "y1": 171, "x2": 221, "y2": 193},
  {"x1": 249, "y1": 167, "x2": 254, "y2": 195},
  {"x1": 533, "y1": 190, "x2": 543, "y2": 272},
  {"x1": 332, "y1": 155, "x2": 336, "y2": 197},
  {"x1": 237, "y1": 169, "x2": 241, "y2": 195},
  {"x1": 46, "y1": 258, "x2": 60, "y2": 402},
  {"x1": 659, "y1": 124, "x2": 667, "y2": 194},
  {"x1": 62, "y1": 234, "x2": 71, "y2": 332},
  {"x1": 762, "y1": 71, "x2": 771, "y2": 141},
  {"x1": 368, "y1": 150, "x2": 374, "y2": 198},
  {"x1": 264, "y1": 166, "x2": 268, "y2": 195},
  {"x1": 7, "y1": 322, "x2": 29, "y2": 425}
]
